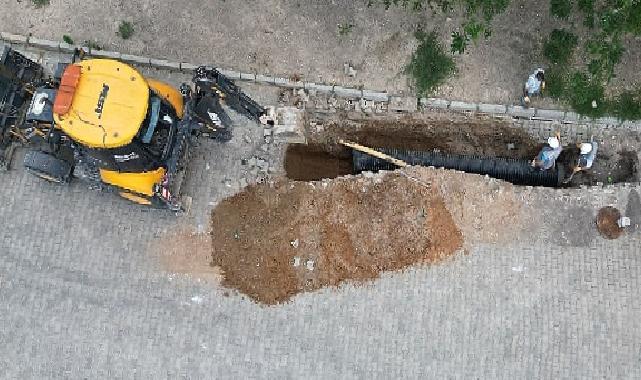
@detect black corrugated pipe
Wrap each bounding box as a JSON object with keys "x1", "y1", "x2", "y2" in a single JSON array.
[{"x1": 353, "y1": 148, "x2": 563, "y2": 187}]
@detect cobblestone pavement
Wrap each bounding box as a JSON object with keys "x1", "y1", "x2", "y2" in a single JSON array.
[
  {"x1": 2, "y1": 131, "x2": 641, "y2": 378},
  {"x1": 2, "y1": 45, "x2": 641, "y2": 379}
]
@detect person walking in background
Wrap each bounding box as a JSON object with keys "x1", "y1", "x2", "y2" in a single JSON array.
[{"x1": 522, "y1": 68, "x2": 545, "y2": 107}]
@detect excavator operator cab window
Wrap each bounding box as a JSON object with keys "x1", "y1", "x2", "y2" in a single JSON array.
[{"x1": 137, "y1": 94, "x2": 176, "y2": 159}]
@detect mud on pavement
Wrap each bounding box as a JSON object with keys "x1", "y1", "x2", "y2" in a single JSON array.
[{"x1": 209, "y1": 171, "x2": 463, "y2": 305}]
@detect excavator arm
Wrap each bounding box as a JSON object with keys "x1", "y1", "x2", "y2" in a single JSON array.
[{"x1": 190, "y1": 66, "x2": 265, "y2": 140}]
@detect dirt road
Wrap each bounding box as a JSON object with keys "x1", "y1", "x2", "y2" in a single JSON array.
[{"x1": 3, "y1": 0, "x2": 639, "y2": 104}]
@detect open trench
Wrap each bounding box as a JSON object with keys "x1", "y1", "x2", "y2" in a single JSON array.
[{"x1": 284, "y1": 118, "x2": 639, "y2": 187}]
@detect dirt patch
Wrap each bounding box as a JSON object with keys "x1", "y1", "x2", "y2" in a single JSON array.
[
  {"x1": 308, "y1": 116, "x2": 541, "y2": 160},
  {"x1": 153, "y1": 229, "x2": 223, "y2": 284},
  {"x1": 209, "y1": 172, "x2": 463, "y2": 304},
  {"x1": 405, "y1": 167, "x2": 526, "y2": 246},
  {"x1": 597, "y1": 207, "x2": 624, "y2": 240},
  {"x1": 560, "y1": 149, "x2": 639, "y2": 186}
]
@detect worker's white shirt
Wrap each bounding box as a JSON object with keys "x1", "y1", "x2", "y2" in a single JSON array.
[{"x1": 525, "y1": 74, "x2": 542, "y2": 94}]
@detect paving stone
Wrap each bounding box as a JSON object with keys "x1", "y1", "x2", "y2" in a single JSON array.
[{"x1": 595, "y1": 116, "x2": 621, "y2": 126}]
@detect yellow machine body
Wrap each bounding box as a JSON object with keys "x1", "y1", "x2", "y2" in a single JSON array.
[
  {"x1": 147, "y1": 78, "x2": 184, "y2": 119},
  {"x1": 53, "y1": 59, "x2": 150, "y2": 149},
  {"x1": 99, "y1": 168, "x2": 166, "y2": 197}
]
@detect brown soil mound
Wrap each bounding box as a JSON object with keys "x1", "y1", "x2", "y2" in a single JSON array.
[
  {"x1": 597, "y1": 207, "x2": 624, "y2": 239},
  {"x1": 210, "y1": 173, "x2": 463, "y2": 304}
]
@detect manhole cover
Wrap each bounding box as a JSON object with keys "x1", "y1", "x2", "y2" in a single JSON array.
[{"x1": 596, "y1": 206, "x2": 624, "y2": 239}]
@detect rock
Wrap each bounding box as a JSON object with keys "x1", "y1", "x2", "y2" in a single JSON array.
[
  {"x1": 239, "y1": 178, "x2": 248, "y2": 188},
  {"x1": 305, "y1": 259, "x2": 315, "y2": 271},
  {"x1": 248, "y1": 157, "x2": 257, "y2": 167},
  {"x1": 293, "y1": 257, "x2": 301, "y2": 267},
  {"x1": 290, "y1": 239, "x2": 299, "y2": 248},
  {"x1": 256, "y1": 158, "x2": 269, "y2": 171},
  {"x1": 243, "y1": 134, "x2": 252, "y2": 144}
]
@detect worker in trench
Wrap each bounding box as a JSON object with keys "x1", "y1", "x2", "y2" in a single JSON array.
[
  {"x1": 531, "y1": 131, "x2": 562, "y2": 171},
  {"x1": 522, "y1": 68, "x2": 545, "y2": 107},
  {"x1": 562, "y1": 140, "x2": 599, "y2": 183}
]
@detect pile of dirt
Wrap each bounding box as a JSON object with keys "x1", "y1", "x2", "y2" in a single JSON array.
[
  {"x1": 597, "y1": 207, "x2": 624, "y2": 240},
  {"x1": 209, "y1": 172, "x2": 463, "y2": 304}
]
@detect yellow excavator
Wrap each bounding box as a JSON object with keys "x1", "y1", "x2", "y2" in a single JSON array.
[{"x1": 0, "y1": 47, "x2": 266, "y2": 210}]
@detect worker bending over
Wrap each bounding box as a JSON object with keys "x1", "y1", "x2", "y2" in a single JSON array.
[
  {"x1": 532, "y1": 132, "x2": 562, "y2": 170},
  {"x1": 573, "y1": 141, "x2": 598, "y2": 173}
]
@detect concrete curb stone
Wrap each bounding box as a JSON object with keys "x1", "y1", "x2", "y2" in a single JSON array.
[
  {"x1": 478, "y1": 103, "x2": 507, "y2": 114},
  {"x1": 28, "y1": 38, "x2": 59, "y2": 50},
  {"x1": 362, "y1": 90, "x2": 389, "y2": 102},
  {"x1": 450, "y1": 101, "x2": 478, "y2": 112},
  {"x1": 90, "y1": 50, "x2": 122, "y2": 60},
  {"x1": 507, "y1": 105, "x2": 536, "y2": 118},
  {"x1": 255, "y1": 74, "x2": 277, "y2": 84},
  {"x1": 58, "y1": 42, "x2": 76, "y2": 53},
  {"x1": 120, "y1": 54, "x2": 151, "y2": 66},
  {"x1": 150, "y1": 58, "x2": 180, "y2": 71},
  {"x1": 421, "y1": 98, "x2": 450, "y2": 109},
  {"x1": 534, "y1": 109, "x2": 565, "y2": 120},
  {"x1": 333, "y1": 86, "x2": 362, "y2": 98},
  {"x1": 0, "y1": 32, "x2": 28, "y2": 44}
]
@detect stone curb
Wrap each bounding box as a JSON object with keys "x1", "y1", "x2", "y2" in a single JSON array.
[{"x1": 2, "y1": 31, "x2": 640, "y2": 127}]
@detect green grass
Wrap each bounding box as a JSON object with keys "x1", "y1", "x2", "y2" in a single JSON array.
[
  {"x1": 543, "y1": 29, "x2": 578, "y2": 65},
  {"x1": 543, "y1": 69, "x2": 567, "y2": 100},
  {"x1": 550, "y1": 0, "x2": 572, "y2": 19},
  {"x1": 567, "y1": 71, "x2": 606, "y2": 117},
  {"x1": 32, "y1": 0, "x2": 49, "y2": 8},
  {"x1": 406, "y1": 30, "x2": 456, "y2": 95},
  {"x1": 117, "y1": 21, "x2": 135, "y2": 40},
  {"x1": 337, "y1": 23, "x2": 354, "y2": 36},
  {"x1": 577, "y1": 0, "x2": 595, "y2": 27},
  {"x1": 613, "y1": 90, "x2": 641, "y2": 121}
]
